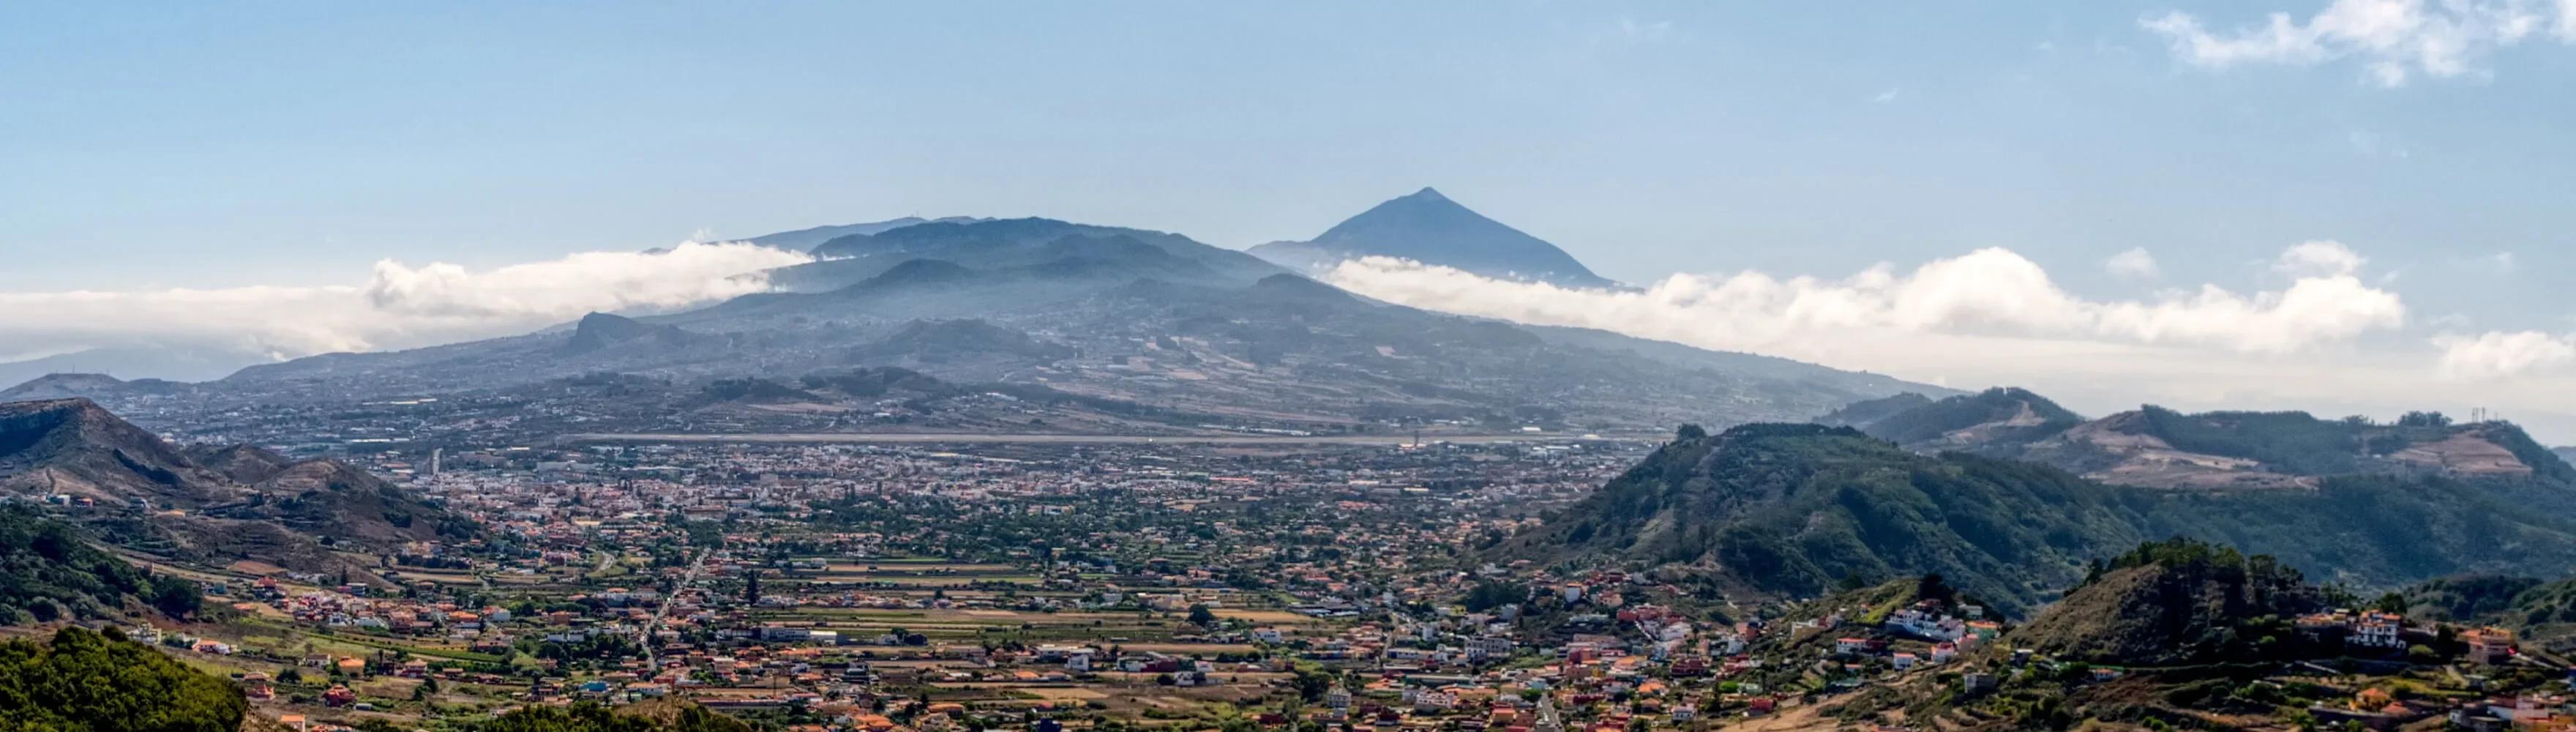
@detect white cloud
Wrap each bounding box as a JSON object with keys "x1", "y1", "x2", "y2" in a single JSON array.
[
  {"x1": 2105, "y1": 247, "x2": 2162, "y2": 280},
  {"x1": 0, "y1": 241, "x2": 810, "y2": 360},
  {"x1": 1317, "y1": 244, "x2": 2576, "y2": 439},
  {"x1": 2436, "y1": 330, "x2": 2576, "y2": 379},
  {"x1": 1614, "y1": 17, "x2": 1674, "y2": 42},
  {"x1": 2141, "y1": 0, "x2": 2576, "y2": 86},
  {"x1": 2272, "y1": 239, "x2": 2367, "y2": 277},
  {"x1": 1325, "y1": 242, "x2": 2405, "y2": 357},
  {"x1": 1872, "y1": 88, "x2": 1901, "y2": 103}
]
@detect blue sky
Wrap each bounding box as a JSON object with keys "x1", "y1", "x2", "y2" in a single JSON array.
[{"x1": 6, "y1": 1, "x2": 2576, "y2": 432}]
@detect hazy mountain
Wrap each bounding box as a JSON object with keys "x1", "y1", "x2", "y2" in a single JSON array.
[
  {"x1": 0, "y1": 373, "x2": 189, "y2": 403},
  {"x1": 1823, "y1": 386, "x2": 2086, "y2": 454},
  {"x1": 1249, "y1": 187, "x2": 1615, "y2": 288},
  {"x1": 741, "y1": 215, "x2": 989, "y2": 251},
  {"x1": 1503, "y1": 422, "x2": 2576, "y2": 612},
  {"x1": 182, "y1": 219, "x2": 1940, "y2": 437},
  {"x1": 0, "y1": 345, "x2": 264, "y2": 387},
  {"x1": 770, "y1": 217, "x2": 1282, "y2": 293},
  {"x1": 1822, "y1": 387, "x2": 2571, "y2": 490},
  {"x1": 563, "y1": 312, "x2": 703, "y2": 354}
]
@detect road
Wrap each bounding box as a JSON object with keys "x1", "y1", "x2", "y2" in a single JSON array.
[
  {"x1": 561, "y1": 432, "x2": 1646, "y2": 446},
  {"x1": 640, "y1": 549, "x2": 711, "y2": 671}
]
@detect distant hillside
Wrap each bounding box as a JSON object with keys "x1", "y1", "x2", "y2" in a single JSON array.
[
  {"x1": 1815, "y1": 392, "x2": 1934, "y2": 428},
  {"x1": 1250, "y1": 187, "x2": 1614, "y2": 288},
  {"x1": 744, "y1": 215, "x2": 989, "y2": 251},
  {"x1": 852, "y1": 318, "x2": 1076, "y2": 365},
  {"x1": 1499, "y1": 423, "x2": 2149, "y2": 615},
  {"x1": 1504, "y1": 423, "x2": 2576, "y2": 613},
  {"x1": 205, "y1": 216, "x2": 1943, "y2": 436},
  {"x1": 0, "y1": 398, "x2": 477, "y2": 578},
  {"x1": 0, "y1": 344, "x2": 260, "y2": 387},
  {"x1": 0, "y1": 373, "x2": 190, "y2": 402},
  {"x1": 773, "y1": 217, "x2": 1283, "y2": 293},
  {"x1": 2009, "y1": 538, "x2": 2323, "y2": 665},
  {"x1": 564, "y1": 312, "x2": 703, "y2": 354},
  {"x1": 1830, "y1": 386, "x2": 2083, "y2": 452},
  {"x1": 1820, "y1": 388, "x2": 2573, "y2": 490}
]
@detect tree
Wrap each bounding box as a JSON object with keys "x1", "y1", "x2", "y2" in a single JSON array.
[
  {"x1": 152, "y1": 578, "x2": 206, "y2": 619},
  {"x1": 0, "y1": 627, "x2": 247, "y2": 732},
  {"x1": 2397, "y1": 411, "x2": 2453, "y2": 428},
  {"x1": 743, "y1": 569, "x2": 762, "y2": 607},
  {"x1": 1188, "y1": 604, "x2": 1218, "y2": 628},
  {"x1": 2370, "y1": 592, "x2": 2408, "y2": 615}
]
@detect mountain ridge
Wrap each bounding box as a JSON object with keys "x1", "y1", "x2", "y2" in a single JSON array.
[
  {"x1": 1821, "y1": 387, "x2": 2572, "y2": 490},
  {"x1": 1504, "y1": 421, "x2": 2576, "y2": 613}
]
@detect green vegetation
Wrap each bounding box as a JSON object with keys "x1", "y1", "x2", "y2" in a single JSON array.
[
  {"x1": 1509, "y1": 423, "x2": 2576, "y2": 615},
  {"x1": 0, "y1": 626, "x2": 246, "y2": 732},
  {"x1": 2135, "y1": 406, "x2": 2375, "y2": 474},
  {"x1": 2403, "y1": 572, "x2": 2576, "y2": 638},
  {"x1": 1508, "y1": 423, "x2": 2147, "y2": 616},
  {"x1": 2005, "y1": 538, "x2": 2322, "y2": 665},
  {"x1": 0, "y1": 504, "x2": 203, "y2": 623},
  {"x1": 1852, "y1": 387, "x2": 2083, "y2": 448}
]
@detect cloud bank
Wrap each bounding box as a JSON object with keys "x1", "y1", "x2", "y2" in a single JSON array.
[
  {"x1": 1318, "y1": 242, "x2": 2576, "y2": 438},
  {"x1": 2436, "y1": 330, "x2": 2576, "y2": 379},
  {"x1": 2141, "y1": 0, "x2": 2576, "y2": 86},
  {"x1": 1327, "y1": 243, "x2": 2404, "y2": 359},
  {"x1": 0, "y1": 242, "x2": 810, "y2": 361}
]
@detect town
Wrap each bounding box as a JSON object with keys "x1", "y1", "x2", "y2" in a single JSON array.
[{"x1": 40, "y1": 427, "x2": 2573, "y2": 732}]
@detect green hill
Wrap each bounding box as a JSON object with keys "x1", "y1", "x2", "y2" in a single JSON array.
[
  {"x1": 1506, "y1": 424, "x2": 2576, "y2": 614},
  {"x1": 1502, "y1": 423, "x2": 2149, "y2": 616},
  {"x1": 0, "y1": 626, "x2": 246, "y2": 732},
  {"x1": 1834, "y1": 387, "x2": 2084, "y2": 451},
  {"x1": 2009, "y1": 539, "x2": 2324, "y2": 665},
  {"x1": 0, "y1": 504, "x2": 203, "y2": 624}
]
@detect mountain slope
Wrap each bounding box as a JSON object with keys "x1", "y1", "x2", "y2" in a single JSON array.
[
  {"x1": 1827, "y1": 386, "x2": 2083, "y2": 453},
  {"x1": 1821, "y1": 388, "x2": 2574, "y2": 490},
  {"x1": 0, "y1": 504, "x2": 208, "y2": 623},
  {"x1": 0, "y1": 345, "x2": 262, "y2": 387},
  {"x1": 564, "y1": 311, "x2": 703, "y2": 354},
  {"x1": 1250, "y1": 187, "x2": 1614, "y2": 288},
  {"x1": 742, "y1": 215, "x2": 988, "y2": 251},
  {"x1": 0, "y1": 398, "x2": 479, "y2": 576},
  {"x1": 0, "y1": 373, "x2": 189, "y2": 402},
  {"x1": 772, "y1": 217, "x2": 1283, "y2": 293},
  {"x1": 1502, "y1": 424, "x2": 2150, "y2": 615},
  {"x1": 1507, "y1": 423, "x2": 2576, "y2": 613},
  {"x1": 0, "y1": 398, "x2": 235, "y2": 507},
  {"x1": 2008, "y1": 539, "x2": 2324, "y2": 665}
]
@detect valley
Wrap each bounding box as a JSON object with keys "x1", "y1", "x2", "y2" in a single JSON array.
[{"x1": 10, "y1": 206, "x2": 2576, "y2": 732}]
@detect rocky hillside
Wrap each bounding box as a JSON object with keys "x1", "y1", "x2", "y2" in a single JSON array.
[{"x1": 0, "y1": 398, "x2": 478, "y2": 577}]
